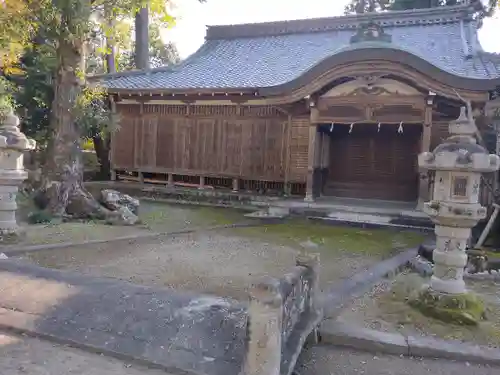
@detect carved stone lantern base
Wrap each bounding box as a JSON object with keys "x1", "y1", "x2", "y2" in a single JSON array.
[
  {"x1": 409, "y1": 287, "x2": 486, "y2": 326},
  {"x1": 0, "y1": 226, "x2": 26, "y2": 244}
]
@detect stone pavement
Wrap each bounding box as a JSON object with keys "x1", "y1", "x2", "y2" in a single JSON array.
[
  {"x1": 0, "y1": 332, "x2": 173, "y2": 375},
  {"x1": 296, "y1": 346, "x2": 500, "y2": 375},
  {"x1": 0, "y1": 259, "x2": 247, "y2": 375}
]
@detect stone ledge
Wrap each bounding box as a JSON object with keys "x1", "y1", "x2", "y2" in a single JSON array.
[
  {"x1": 319, "y1": 320, "x2": 500, "y2": 366},
  {"x1": 319, "y1": 320, "x2": 409, "y2": 356},
  {"x1": 407, "y1": 335, "x2": 500, "y2": 365}
]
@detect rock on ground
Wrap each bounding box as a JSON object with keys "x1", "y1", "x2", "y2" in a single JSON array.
[
  {"x1": 100, "y1": 189, "x2": 140, "y2": 215},
  {"x1": 0, "y1": 332, "x2": 172, "y2": 375},
  {"x1": 296, "y1": 346, "x2": 500, "y2": 375}
]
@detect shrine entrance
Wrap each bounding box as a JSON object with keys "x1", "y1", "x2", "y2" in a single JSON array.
[{"x1": 320, "y1": 122, "x2": 421, "y2": 202}]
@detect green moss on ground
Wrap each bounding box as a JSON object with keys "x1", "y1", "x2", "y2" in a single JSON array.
[
  {"x1": 139, "y1": 201, "x2": 248, "y2": 231},
  {"x1": 228, "y1": 219, "x2": 425, "y2": 258},
  {"x1": 13, "y1": 198, "x2": 249, "y2": 248},
  {"x1": 409, "y1": 289, "x2": 486, "y2": 326}
]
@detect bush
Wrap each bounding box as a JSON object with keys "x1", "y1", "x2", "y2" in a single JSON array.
[
  {"x1": 27, "y1": 210, "x2": 54, "y2": 224},
  {"x1": 82, "y1": 139, "x2": 94, "y2": 151}
]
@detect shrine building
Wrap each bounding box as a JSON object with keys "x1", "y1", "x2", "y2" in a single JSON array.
[{"x1": 99, "y1": 3, "x2": 500, "y2": 207}]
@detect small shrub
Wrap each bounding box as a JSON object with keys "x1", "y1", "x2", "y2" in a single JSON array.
[{"x1": 27, "y1": 210, "x2": 54, "y2": 224}]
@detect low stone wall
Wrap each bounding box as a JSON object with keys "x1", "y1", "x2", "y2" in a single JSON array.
[
  {"x1": 243, "y1": 253, "x2": 322, "y2": 375},
  {"x1": 85, "y1": 181, "x2": 279, "y2": 210}
]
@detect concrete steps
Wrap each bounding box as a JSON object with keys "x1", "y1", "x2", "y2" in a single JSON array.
[{"x1": 246, "y1": 200, "x2": 434, "y2": 231}]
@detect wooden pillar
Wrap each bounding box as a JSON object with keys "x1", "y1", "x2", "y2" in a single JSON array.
[
  {"x1": 305, "y1": 121, "x2": 318, "y2": 202},
  {"x1": 199, "y1": 176, "x2": 205, "y2": 189},
  {"x1": 232, "y1": 178, "x2": 239, "y2": 192},
  {"x1": 284, "y1": 114, "x2": 292, "y2": 196},
  {"x1": 109, "y1": 95, "x2": 117, "y2": 181},
  {"x1": 417, "y1": 96, "x2": 434, "y2": 209},
  {"x1": 313, "y1": 130, "x2": 323, "y2": 198},
  {"x1": 167, "y1": 173, "x2": 174, "y2": 187},
  {"x1": 493, "y1": 119, "x2": 500, "y2": 195},
  {"x1": 136, "y1": 101, "x2": 145, "y2": 184},
  {"x1": 320, "y1": 130, "x2": 330, "y2": 196}
]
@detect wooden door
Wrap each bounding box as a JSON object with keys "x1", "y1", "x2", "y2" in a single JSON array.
[{"x1": 325, "y1": 123, "x2": 421, "y2": 201}]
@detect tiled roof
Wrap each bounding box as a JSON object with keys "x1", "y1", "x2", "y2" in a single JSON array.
[{"x1": 101, "y1": 4, "x2": 500, "y2": 92}]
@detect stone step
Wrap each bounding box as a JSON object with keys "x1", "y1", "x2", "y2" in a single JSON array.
[{"x1": 309, "y1": 211, "x2": 433, "y2": 231}]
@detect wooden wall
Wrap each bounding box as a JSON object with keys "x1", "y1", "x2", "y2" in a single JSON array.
[{"x1": 111, "y1": 103, "x2": 310, "y2": 183}]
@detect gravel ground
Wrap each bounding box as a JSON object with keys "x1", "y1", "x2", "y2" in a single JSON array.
[
  {"x1": 296, "y1": 346, "x2": 500, "y2": 375},
  {"x1": 0, "y1": 332, "x2": 171, "y2": 375},
  {"x1": 17, "y1": 231, "x2": 376, "y2": 301}
]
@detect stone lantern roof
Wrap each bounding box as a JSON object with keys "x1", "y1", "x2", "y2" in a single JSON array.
[
  {"x1": 0, "y1": 110, "x2": 36, "y2": 151},
  {"x1": 419, "y1": 107, "x2": 500, "y2": 173}
]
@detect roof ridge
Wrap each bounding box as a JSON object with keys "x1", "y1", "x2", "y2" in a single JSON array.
[{"x1": 206, "y1": 4, "x2": 476, "y2": 40}]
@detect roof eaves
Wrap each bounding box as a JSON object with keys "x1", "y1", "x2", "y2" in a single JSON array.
[
  {"x1": 87, "y1": 41, "x2": 215, "y2": 83},
  {"x1": 106, "y1": 87, "x2": 260, "y2": 96}
]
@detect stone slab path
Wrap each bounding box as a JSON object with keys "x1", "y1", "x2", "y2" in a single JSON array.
[
  {"x1": 296, "y1": 346, "x2": 500, "y2": 375},
  {"x1": 0, "y1": 259, "x2": 247, "y2": 375},
  {"x1": 0, "y1": 332, "x2": 173, "y2": 375}
]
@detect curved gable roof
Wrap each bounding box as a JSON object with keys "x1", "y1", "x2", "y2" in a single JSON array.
[{"x1": 99, "y1": 4, "x2": 500, "y2": 94}]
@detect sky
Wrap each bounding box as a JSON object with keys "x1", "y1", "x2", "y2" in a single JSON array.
[{"x1": 163, "y1": 0, "x2": 499, "y2": 59}]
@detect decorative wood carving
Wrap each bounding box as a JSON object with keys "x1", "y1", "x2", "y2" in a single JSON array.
[
  {"x1": 316, "y1": 77, "x2": 425, "y2": 123},
  {"x1": 350, "y1": 22, "x2": 392, "y2": 44},
  {"x1": 322, "y1": 78, "x2": 422, "y2": 98}
]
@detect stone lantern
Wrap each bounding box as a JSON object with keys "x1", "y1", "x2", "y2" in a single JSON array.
[
  {"x1": 419, "y1": 107, "x2": 500, "y2": 295},
  {"x1": 0, "y1": 110, "x2": 36, "y2": 241}
]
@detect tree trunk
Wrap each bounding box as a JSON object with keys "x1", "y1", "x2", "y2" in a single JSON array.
[
  {"x1": 104, "y1": 6, "x2": 117, "y2": 73},
  {"x1": 38, "y1": 38, "x2": 112, "y2": 220},
  {"x1": 93, "y1": 133, "x2": 110, "y2": 180},
  {"x1": 134, "y1": 6, "x2": 149, "y2": 70}
]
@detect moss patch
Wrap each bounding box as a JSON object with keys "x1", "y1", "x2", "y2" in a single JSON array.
[
  {"x1": 12, "y1": 198, "x2": 249, "y2": 248},
  {"x1": 227, "y1": 219, "x2": 425, "y2": 258},
  {"x1": 409, "y1": 289, "x2": 486, "y2": 326},
  {"x1": 342, "y1": 273, "x2": 500, "y2": 347},
  {"x1": 139, "y1": 200, "x2": 248, "y2": 231}
]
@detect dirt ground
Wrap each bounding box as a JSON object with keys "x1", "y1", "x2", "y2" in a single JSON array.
[
  {"x1": 15, "y1": 231, "x2": 371, "y2": 301},
  {"x1": 14, "y1": 217, "x2": 425, "y2": 301},
  {"x1": 338, "y1": 272, "x2": 500, "y2": 348}
]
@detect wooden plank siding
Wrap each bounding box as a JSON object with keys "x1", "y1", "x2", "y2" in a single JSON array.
[{"x1": 111, "y1": 104, "x2": 309, "y2": 183}]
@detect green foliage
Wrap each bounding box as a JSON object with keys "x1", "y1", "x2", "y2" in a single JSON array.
[
  {"x1": 148, "y1": 23, "x2": 180, "y2": 68},
  {"x1": 82, "y1": 138, "x2": 94, "y2": 151},
  {"x1": 345, "y1": 0, "x2": 497, "y2": 15},
  {"x1": 0, "y1": 76, "x2": 15, "y2": 119},
  {"x1": 344, "y1": 0, "x2": 391, "y2": 13},
  {"x1": 4, "y1": 39, "x2": 55, "y2": 144},
  {"x1": 4, "y1": 35, "x2": 115, "y2": 146},
  {"x1": 74, "y1": 85, "x2": 116, "y2": 138},
  {"x1": 27, "y1": 210, "x2": 54, "y2": 224},
  {"x1": 390, "y1": 0, "x2": 459, "y2": 10}
]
